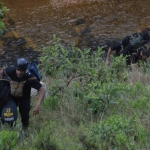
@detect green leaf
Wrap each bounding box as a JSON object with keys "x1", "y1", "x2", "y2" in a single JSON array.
[
  {"x1": 1, "y1": 6, "x2": 10, "y2": 13},
  {"x1": 0, "y1": 20, "x2": 5, "y2": 29}
]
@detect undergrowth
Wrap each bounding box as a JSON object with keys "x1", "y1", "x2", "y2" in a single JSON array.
[{"x1": 1, "y1": 37, "x2": 150, "y2": 150}]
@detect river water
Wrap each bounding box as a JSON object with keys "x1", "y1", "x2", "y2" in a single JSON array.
[{"x1": 1, "y1": 0, "x2": 150, "y2": 66}]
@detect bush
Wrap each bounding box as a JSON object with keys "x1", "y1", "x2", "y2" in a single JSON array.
[
  {"x1": 0, "y1": 2, "x2": 9, "y2": 36},
  {"x1": 83, "y1": 115, "x2": 146, "y2": 150},
  {"x1": 0, "y1": 130, "x2": 18, "y2": 150},
  {"x1": 31, "y1": 122, "x2": 59, "y2": 150},
  {"x1": 39, "y1": 37, "x2": 128, "y2": 113}
]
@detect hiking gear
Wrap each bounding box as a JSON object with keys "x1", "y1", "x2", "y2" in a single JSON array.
[
  {"x1": 4, "y1": 69, "x2": 36, "y2": 97},
  {"x1": 130, "y1": 47, "x2": 150, "y2": 57},
  {"x1": 15, "y1": 58, "x2": 28, "y2": 71},
  {"x1": 9, "y1": 78, "x2": 36, "y2": 97},
  {"x1": 140, "y1": 30, "x2": 150, "y2": 44},
  {"x1": 1, "y1": 96, "x2": 18, "y2": 123},
  {"x1": 129, "y1": 33, "x2": 144, "y2": 48},
  {"x1": 27, "y1": 61, "x2": 42, "y2": 81},
  {"x1": 122, "y1": 35, "x2": 130, "y2": 48},
  {"x1": 9, "y1": 80, "x2": 26, "y2": 97},
  {"x1": 0, "y1": 80, "x2": 10, "y2": 110}
]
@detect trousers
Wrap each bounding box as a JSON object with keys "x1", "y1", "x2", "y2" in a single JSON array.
[{"x1": 13, "y1": 97, "x2": 30, "y2": 128}]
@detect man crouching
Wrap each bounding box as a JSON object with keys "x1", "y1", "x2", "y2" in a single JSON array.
[{"x1": 0, "y1": 58, "x2": 46, "y2": 129}]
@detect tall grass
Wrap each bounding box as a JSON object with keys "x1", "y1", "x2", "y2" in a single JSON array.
[{"x1": 1, "y1": 38, "x2": 150, "y2": 150}]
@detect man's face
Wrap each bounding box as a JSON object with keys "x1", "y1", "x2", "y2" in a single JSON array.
[
  {"x1": 16, "y1": 69, "x2": 26, "y2": 78},
  {"x1": 140, "y1": 51, "x2": 148, "y2": 61}
]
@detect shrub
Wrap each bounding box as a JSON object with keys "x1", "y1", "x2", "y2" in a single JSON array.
[
  {"x1": 83, "y1": 115, "x2": 146, "y2": 150},
  {"x1": 39, "y1": 37, "x2": 127, "y2": 113},
  {"x1": 31, "y1": 122, "x2": 59, "y2": 150},
  {"x1": 0, "y1": 2, "x2": 9, "y2": 36},
  {"x1": 0, "y1": 130, "x2": 18, "y2": 150}
]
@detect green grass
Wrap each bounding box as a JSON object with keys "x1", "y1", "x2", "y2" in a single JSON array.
[{"x1": 1, "y1": 40, "x2": 150, "y2": 150}]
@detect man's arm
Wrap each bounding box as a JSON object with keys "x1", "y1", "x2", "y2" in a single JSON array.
[
  {"x1": 33, "y1": 86, "x2": 46, "y2": 115},
  {"x1": 122, "y1": 44, "x2": 132, "y2": 56},
  {"x1": 105, "y1": 47, "x2": 112, "y2": 66}
]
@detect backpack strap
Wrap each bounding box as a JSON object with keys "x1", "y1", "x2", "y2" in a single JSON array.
[
  {"x1": 4, "y1": 69, "x2": 37, "y2": 81},
  {"x1": 3, "y1": 69, "x2": 11, "y2": 80},
  {"x1": 27, "y1": 77, "x2": 37, "y2": 80}
]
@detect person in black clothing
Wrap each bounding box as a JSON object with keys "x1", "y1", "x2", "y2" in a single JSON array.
[
  {"x1": 0, "y1": 58, "x2": 46, "y2": 129},
  {"x1": 122, "y1": 29, "x2": 150, "y2": 56},
  {"x1": 105, "y1": 42, "x2": 150, "y2": 66},
  {"x1": 105, "y1": 42, "x2": 123, "y2": 66},
  {"x1": 105, "y1": 29, "x2": 150, "y2": 66},
  {"x1": 129, "y1": 47, "x2": 150, "y2": 64}
]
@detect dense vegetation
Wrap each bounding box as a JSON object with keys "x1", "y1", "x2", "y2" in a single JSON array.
[
  {"x1": 1, "y1": 36, "x2": 150, "y2": 150},
  {"x1": 0, "y1": 2, "x2": 9, "y2": 36}
]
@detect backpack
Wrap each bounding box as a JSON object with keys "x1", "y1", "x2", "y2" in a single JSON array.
[
  {"x1": 1, "y1": 97, "x2": 18, "y2": 123},
  {"x1": 129, "y1": 33, "x2": 144, "y2": 48},
  {"x1": 27, "y1": 61, "x2": 42, "y2": 81}
]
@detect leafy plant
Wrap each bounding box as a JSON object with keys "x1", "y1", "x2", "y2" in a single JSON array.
[
  {"x1": 0, "y1": 130, "x2": 18, "y2": 150},
  {"x1": 0, "y1": 20, "x2": 5, "y2": 35},
  {"x1": 83, "y1": 115, "x2": 146, "y2": 150},
  {"x1": 110, "y1": 54, "x2": 128, "y2": 80},
  {"x1": 39, "y1": 36, "x2": 128, "y2": 113},
  {"x1": 83, "y1": 82, "x2": 121, "y2": 113},
  {"x1": 0, "y1": 2, "x2": 9, "y2": 18},
  {"x1": 0, "y1": 2, "x2": 9, "y2": 36},
  {"x1": 31, "y1": 122, "x2": 59, "y2": 150}
]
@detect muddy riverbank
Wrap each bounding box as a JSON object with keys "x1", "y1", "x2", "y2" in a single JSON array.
[{"x1": 1, "y1": 0, "x2": 150, "y2": 65}]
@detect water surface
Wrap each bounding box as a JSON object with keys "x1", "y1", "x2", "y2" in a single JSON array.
[{"x1": 1, "y1": 0, "x2": 150, "y2": 64}]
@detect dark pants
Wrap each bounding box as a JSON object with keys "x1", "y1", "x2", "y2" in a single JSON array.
[{"x1": 13, "y1": 98, "x2": 30, "y2": 128}]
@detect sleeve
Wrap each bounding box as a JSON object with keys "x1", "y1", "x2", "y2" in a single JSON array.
[
  {"x1": 122, "y1": 36, "x2": 130, "y2": 47},
  {"x1": 30, "y1": 79, "x2": 42, "y2": 90},
  {"x1": 111, "y1": 42, "x2": 122, "y2": 52},
  {"x1": 25, "y1": 71, "x2": 42, "y2": 90},
  {"x1": 122, "y1": 44, "x2": 132, "y2": 56}
]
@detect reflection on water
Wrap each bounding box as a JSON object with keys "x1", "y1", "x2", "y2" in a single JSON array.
[{"x1": 1, "y1": 0, "x2": 150, "y2": 64}]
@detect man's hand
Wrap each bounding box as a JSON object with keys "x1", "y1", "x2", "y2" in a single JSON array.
[
  {"x1": 33, "y1": 104, "x2": 40, "y2": 115},
  {"x1": 105, "y1": 47, "x2": 112, "y2": 66},
  {"x1": 33, "y1": 86, "x2": 46, "y2": 115}
]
